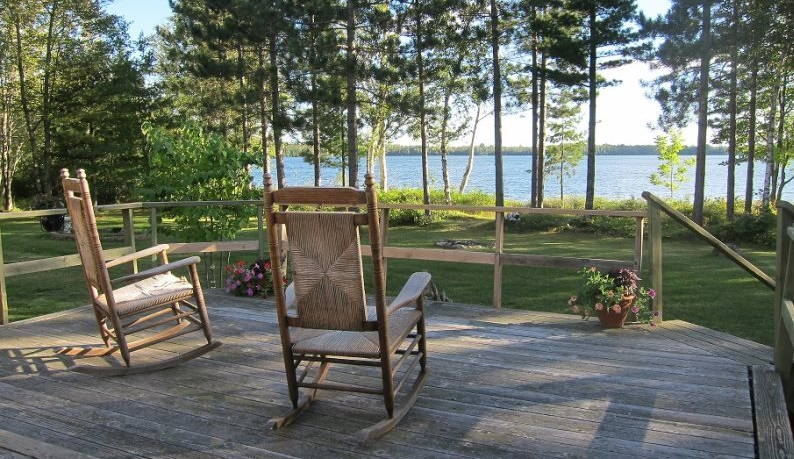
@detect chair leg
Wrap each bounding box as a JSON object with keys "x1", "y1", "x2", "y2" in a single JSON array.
[
  {"x1": 189, "y1": 264, "x2": 213, "y2": 344},
  {"x1": 270, "y1": 362, "x2": 330, "y2": 429},
  {"x1": 380, "y1": 353, "x2": 395, "y2": 418},
  {"x1": 355, "y1": 367, "x2": 429, "y2": 444},
  {"x1": 417, "y1": 308, "x2": 428, "y2": 372}
]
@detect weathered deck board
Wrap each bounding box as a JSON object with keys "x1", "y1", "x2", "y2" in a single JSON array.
[{"x1": 0, "y1": 292, "x2": 774, "y2": 458}]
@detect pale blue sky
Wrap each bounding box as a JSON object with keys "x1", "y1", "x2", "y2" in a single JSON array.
[{"x1": 107, "y1": 0, "x2": 696, "y2": 146}]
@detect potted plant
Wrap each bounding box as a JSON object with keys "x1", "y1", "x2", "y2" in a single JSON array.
[
  {"x1": 225, "y1": 259, "x2": 276, "y2": 298},
  {"x1": 568, "y1": 266, "x2": 657, "y2": 328}
]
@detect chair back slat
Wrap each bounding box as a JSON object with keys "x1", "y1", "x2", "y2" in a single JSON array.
[
  {"x1": 286, "y1": 212, "x2": 367, "y2": 330},
  {"x1": 61, "y1": 169, "x2": 112, "y2": 300}
]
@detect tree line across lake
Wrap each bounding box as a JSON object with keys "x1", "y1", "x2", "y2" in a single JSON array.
[{"x1": 0, "y1": 0, "x2": 790, "y2": 227}]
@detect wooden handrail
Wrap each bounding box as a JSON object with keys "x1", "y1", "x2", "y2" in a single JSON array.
[{"x1": 642, "y1": 192, "x2": 775, "y2": 290}]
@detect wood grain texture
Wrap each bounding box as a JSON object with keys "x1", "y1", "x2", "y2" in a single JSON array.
[
  {"x1": 752, "y1": 365, "x2": 794, "y2": 459},
  {"x1": 0, "y1": 292, "x2": 784, "y2": 458}
]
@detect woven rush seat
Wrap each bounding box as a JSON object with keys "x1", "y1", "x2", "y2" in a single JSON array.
[
  {"x1": 291, "y1": 308, "x2": 421, "y2": 358},
  {"x1": 96, "y1": 274, "x2": 194, "y2": 317},
  {"x1": 58, "y1": 168, "x2": 220, "y2": 375}
]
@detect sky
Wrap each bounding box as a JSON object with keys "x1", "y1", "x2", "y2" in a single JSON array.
[{"x1": 107, "y1": 0, "x2": 695, "y2": 147}]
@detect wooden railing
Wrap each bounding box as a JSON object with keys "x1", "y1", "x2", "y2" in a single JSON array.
[
  {"x1": 774, "y1": 201, "x2": 794, "y2": 410},
  {"x1": 642, "y1": 192, "x2": 775, "y2": 322},
  {"x1": 0, "y1": 200, "x2": 646, "y2": 324}
]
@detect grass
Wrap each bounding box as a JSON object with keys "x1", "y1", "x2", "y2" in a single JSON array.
[{"x1": 2, "y1": 211, "x2": 777, "y2": 346}]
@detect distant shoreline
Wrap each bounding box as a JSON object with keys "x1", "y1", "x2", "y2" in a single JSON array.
[{"x1": 284, "y1": 144, "x2": 728, "y2": 157}]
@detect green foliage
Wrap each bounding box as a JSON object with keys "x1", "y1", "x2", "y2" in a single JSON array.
[
  {"x1": 379, "y1": 187, "x2": 497, "y2": 225},
  {"x1": 139, "y1": 123, "x2": 258, "y2": 241},
  {"x1": 713, "y1": 212, "x2": 776, "y2": 246},
  {"x1": 649, "y1": 130, "x2": 694, "y2": 197}
]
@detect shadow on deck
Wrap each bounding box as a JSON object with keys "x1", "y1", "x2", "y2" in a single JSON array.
[{"x1": 0, "y1": 291, "x2": 779, "y2": 458}]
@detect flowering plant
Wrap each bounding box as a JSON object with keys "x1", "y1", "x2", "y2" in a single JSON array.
[
  {"x1": 568, "y1": 266, "x2": 658, "y2": 325},
  {"x1": 225, "y1": 259, "x2": 275, "y2": 298}
]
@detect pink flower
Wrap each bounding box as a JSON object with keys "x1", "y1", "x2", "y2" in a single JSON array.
[
  {"x1": 568, "y1": 295, "x2": 577, "y2": 305},
  {"x1": 237, "y1": 260, "x2": 245, "y2": 267},
  {"x1": 247, "y1": 288, "x2": 254, "y2": 296},
  {"x1": 594, "y1": 302, "x2": 604, "y2": 311},
  {"x1": 245, "y1": 273, "x2": 252, "y2": 282},
  {"x1": 264, "y1": 262, "x2": 271, "y2": 269},
  {"x1": 257, "y1": 273, "x2": 264, "y2": 279},
  {"x1": 571, "y1": 305, "x2": 580, "y2": 313},
  {"x1": 612, "y1": 304, "x2": 621, "y2": 314},
  {"x1": 650, "y1": 322, "x2": 657, "y2": 327},
  {"x1": 648, "y1": 289, "x2": 657, "y2": 299},
  {"x1": 631, "y1": 306, "x2": 639, "y2": 314},
  {"x1": 235, "y1": 280, "x2": 241, "y2": 286}
]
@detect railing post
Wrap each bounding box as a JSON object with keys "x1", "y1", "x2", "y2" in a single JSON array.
[
  {"x1": 0, "y1": 227, "x2": 7, "y2": 325},
  {"x1": 380, "y1": 208, "x2": 390, "y2": 282},
  {"x1": 122, "y1": 208, "x2": 137, "y2": 274},
  {"x1": 774, "y1": 204, "x2": 794, "y2": 390},
  {"x1": 493, "y1": 209, "x2": 504, "y2": 309},
  {"x1": 257, "y1": 204, "x2": 265, "y2": 260},
  {"x1": 634, "y1": 217, "x2": 645, "y2": 272},
  {"x1": 149, "y1": 207, "x2": 158, "y2": 262},
  {"x1": 648, "y1": 203, "x2": 663, "y2": 322}
]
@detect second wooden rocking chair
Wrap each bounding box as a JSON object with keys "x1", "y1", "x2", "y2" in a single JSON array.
[{"x1": 264, "y1": 173, "x2": 431, "y2": 442}]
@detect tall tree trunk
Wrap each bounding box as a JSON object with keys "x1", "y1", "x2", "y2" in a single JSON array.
[
  {"x1": 538, "y1": 51, "x2": 547, "y2": 208},
  {"x1": 745, "y1": 62, "x2": 758, "y2": 214},
  {"x1": 774, "y1": 73, "x2": 788, "y2": 205},
  {"x1": 256, "y1": 47, "x2": 270, "y2": 185},
  {"x1": 416, "y1": 0, "x2": 430, "y2": 214},
  {"x1": 309, "y1": 13, "x2": 321, "y2": 186},
  {"x1": 346, "y1": 1, "x2": 359, "y2": 188},
  {"x1": 13, "y1": 13, "x2": 43, "y2": 195},
  {"x1": 560, "y1": 142, "x2": 565, "y2": 204},
  {"x1": 726, "y1": 2, "x2": 738, "y2": 221},
  {"x1": 490, "y1": 0, "x2": 504, "y2": 207},
  {"x1": 0, "y1": 77, "x2": 12, "y2": 210},
  {"x1": 268, "y1": 29, "x2": 285, "y2": 189},
  {"x1": 530, "y1": 25, "x2": 538, "y2": 207},
  {"x1": 40, "y1": 1, "x2": 57, "y2": 196},
  {"x1": 460, "y1": 104, "x2": 480, "y2": 193},
  {"x1": 441, "y1": 91, "x2": 452, "y2": 205},
  {"x1": 378, "y1": 131, "x2": 388, "y2": 190},
  {"x1": 585, "y1": 5, "x2": 597, "y2": 210},
  {"x1": 237, "y1": 46, "x2": 249, "y2": 155},
  {"x1": 693, "y1": 0, "x2": 711, "y2": 225},
  {"x1": 762, "y1": 72, "x2": 781, "y2": 210}
]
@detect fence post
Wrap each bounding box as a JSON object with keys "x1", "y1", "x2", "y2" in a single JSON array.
[
  {"x1": 380, "y1": 208, "x2": 390, "y2": 282},
  {"x1": 0, "y1": 227, "x2": 7, "y2": 325},
  {"x1": 648, "y1": 203, "x2": 663, "y2": 322},
  {"x1": 122, "y1": 208, "x2": 137, "y2": 274},
  {"x1": 634, "y1": 217, "x2": 645, "y2": 272},
  {"x1": 149, "y1": 207, "x2": 158, "y2": 262},
  {"x1": 774, "y1": 204, "x2": 794, "y2": 384},
  {"x1": 492, "y1": 210, "x2": 504, "y2": 309},
  {"x1": 257, "y1": 204, "x2": 265, "y2": 260}
]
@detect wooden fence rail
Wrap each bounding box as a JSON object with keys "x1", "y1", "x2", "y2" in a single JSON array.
[{"x1": 0, "y1": 200, "x2": 646, "y2": 324}]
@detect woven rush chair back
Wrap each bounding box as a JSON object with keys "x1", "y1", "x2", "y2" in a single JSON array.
[
  {"x1": 61, "y1": 169, "x2": 113, "y2": 304},
  {"x1": 286, "y1": 211, "x2": 368, "y2": 330},
  {"x1": 264, "y1": 174, "x2": 388, "y2": 331}
]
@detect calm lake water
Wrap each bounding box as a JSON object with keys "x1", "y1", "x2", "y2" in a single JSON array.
[{"x1": 252, "y1": 155, "x2": 791, "y2": 202}]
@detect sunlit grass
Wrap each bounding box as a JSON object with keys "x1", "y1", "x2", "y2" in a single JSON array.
[{"x1": 3, "y1": 212, "x2": 776, "y2": 345}]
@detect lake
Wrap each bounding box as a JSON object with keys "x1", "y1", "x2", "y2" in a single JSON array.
[{"x1": 252, "y1": 154, "x2": 791, "y2": 203}]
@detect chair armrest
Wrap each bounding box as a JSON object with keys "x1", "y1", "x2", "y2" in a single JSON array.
[
  {"x1": 386, "y1": 272, "x2": 432, "y2": 315},
  {"x1": 105, "y1": 244, "x2": 170, "y2": 269},
  {"x1": 112, "y1": 256, "x2": 201, "y2": 285}
]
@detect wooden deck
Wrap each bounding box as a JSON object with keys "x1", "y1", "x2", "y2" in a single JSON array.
[{"x1": 0, "y1": 291, "x2": 778, "y2": 458}]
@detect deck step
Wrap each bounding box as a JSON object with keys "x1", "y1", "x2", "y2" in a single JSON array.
[{"x1": 752, "y1": 365, "x2": 794, "y2": 459}]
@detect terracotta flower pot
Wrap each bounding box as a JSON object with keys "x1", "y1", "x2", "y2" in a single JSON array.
[{"x1": 596, "y1": 295, "x2": 635, "y2": 329}]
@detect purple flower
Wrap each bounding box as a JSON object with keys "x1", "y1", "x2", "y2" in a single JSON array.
[
  {"x1": 257, "y1": 273, "x2": 264, "y2": 279},
  {"x1": 653, "y1": 311, "x2": 660, "y2": 317},
  {"x1": 648, "y1": 289, "x2": 657, "y2": 299},
  {"x1": 247, "y1": 288, "x2": 254, "y2": 296},
  {"x1": 631, "y1": 306, "x2": 639, "y2": 314}
]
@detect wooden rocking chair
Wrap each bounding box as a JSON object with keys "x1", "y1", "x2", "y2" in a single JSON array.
[
  {"x1": 58, "y1": 168, "x2": 220, "y2": 376},
  {"x1": 264, "y1": 173, "x2": 431, "y2": 442}
]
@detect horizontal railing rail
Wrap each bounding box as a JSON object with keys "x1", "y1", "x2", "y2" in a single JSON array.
[{"x1": 0, "y1": 200, "x2": 646, "y2": 324}]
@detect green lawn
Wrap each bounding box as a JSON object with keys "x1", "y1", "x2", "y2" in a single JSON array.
[{"x1": 2, "y1": 212, "x2": 777, "y2": 346}]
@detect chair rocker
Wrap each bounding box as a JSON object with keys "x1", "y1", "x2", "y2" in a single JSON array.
[
  {"x1": 58, "y1": 168, "x2": 220, "y2": 376},
  {"x1": 264, "y1": 173, "x2": 431, "y2": 442}
]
